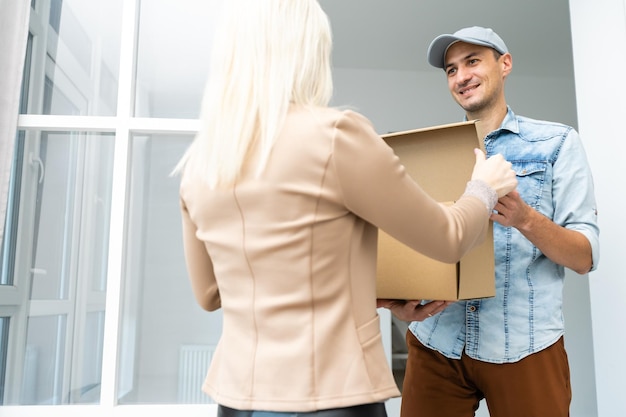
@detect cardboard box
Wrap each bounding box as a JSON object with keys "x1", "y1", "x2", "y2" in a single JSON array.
[{"x1": 376, "y1": 120, "x2": 495, "y2": 300}]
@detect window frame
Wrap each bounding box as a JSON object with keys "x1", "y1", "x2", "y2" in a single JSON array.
[{"x1": 3, "y1": 1, "x2": 212, "y2": 415}]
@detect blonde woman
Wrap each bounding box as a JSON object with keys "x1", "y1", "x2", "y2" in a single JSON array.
[{"x1": 173, "y1": 1, "x2": 517, "y2": 416}]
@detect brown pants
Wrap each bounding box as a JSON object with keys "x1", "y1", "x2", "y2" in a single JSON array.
[{"x1": 401, "y1": 331, "x2": 571, "y2": 417}]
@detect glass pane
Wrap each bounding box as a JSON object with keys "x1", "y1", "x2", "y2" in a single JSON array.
[
  {"x1": 0, "y1": 136, "x2": 24, "y2": 287},
  {"x1": 4, "y1": 130, "x2": 113, "y2": 405},
  {"x1": 0, "y1": 317, "x2": 8, "y2": 403},
  {"x1": 30, "y1": 132, "x2": 114, "y2": 300},
  {"x1": 24, "y1": 0, "x2": 123, "y2": 116},
  {"x1": 118, "y1": 134, "x2": 222, "y2": 404},
  {"x1": 134, "y1": 0, "x2": 222, "y2": 118},
  {"x1": 21, "y1": 315, "x2": 68, "y2": 405},
  {"x1": 75, "y1": 311, "x2": 105, "y2": 403},
  {"x1": 1, "y1": 31, "x2": 32, "y2": 286}
]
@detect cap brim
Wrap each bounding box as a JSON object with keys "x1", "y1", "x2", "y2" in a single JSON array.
[
  {"x1": 427, "y1": 34, "x2": 503, "y2": 69},
  {"x1": 427, "y1": 35, "x2": 461, "y2": 69}
]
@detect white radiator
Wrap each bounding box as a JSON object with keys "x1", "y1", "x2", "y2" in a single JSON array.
[{"x1": 178, "y1": 344, "x2": 216, "y2": 404}]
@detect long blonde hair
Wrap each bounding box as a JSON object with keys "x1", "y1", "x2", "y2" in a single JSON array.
[{"x1": 173, "y1": 0, "x2": 334, "y2": 187}]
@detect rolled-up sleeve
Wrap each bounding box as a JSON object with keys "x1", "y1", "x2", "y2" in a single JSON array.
[{"x1": 553, "y1": 129, "x2": 600, "y2": 270}]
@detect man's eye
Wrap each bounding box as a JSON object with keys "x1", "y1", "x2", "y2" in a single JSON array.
[{"x1": 447, "y1": 68, "x2": 457, "y2": 76}]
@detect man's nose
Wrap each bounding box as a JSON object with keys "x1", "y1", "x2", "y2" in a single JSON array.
[{"x1": 455, "y1": 67, "x2": 472, "y2": 84}]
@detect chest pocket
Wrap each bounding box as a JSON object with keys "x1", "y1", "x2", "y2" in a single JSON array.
[{"x1": 512, "y1": 161, "x2": 548, "y2": 208}]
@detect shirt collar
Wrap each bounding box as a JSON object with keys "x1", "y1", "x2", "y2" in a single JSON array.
[
  {"x1": 462, "y1": 106, "x2": 519, "y2": 136},
  {"x1": 498, "y1": 106, "x2": 519, "y2": 134}
]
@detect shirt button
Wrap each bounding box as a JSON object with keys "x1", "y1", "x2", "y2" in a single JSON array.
[{"x1": 468, "y1": 306, "x2": 477, "y2": 312}]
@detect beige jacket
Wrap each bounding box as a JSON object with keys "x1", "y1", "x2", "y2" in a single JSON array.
[{"x1": 179, "y1": 105, "x2": 489, "y2": 412}]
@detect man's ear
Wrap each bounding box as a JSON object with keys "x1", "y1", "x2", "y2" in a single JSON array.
[{"x1": 501, "y1": 53, "x2": 513, "y2": 78}]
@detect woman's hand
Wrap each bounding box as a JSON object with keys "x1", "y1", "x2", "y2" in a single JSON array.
[
  {"x1": 377, "y1": 299, "x2": 454, "y2": 322},
  {"x1": 471, "y1": 149, "x2": 517, "y2": 198}
]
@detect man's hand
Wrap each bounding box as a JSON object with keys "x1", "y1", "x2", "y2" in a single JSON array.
[
  {"x1": 490, "y1": 190, "x2": 593, "y2": 274},
  {"x1": 377, "y1": 299, "x2": 454, "y2": 322},
  {"x1": 490, "y1": 190, "x2": 532, "y2": 229}
]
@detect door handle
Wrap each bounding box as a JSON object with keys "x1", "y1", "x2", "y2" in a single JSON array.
[{"x1": 29, "y1": 152, "x2": 44, "y2": 184}]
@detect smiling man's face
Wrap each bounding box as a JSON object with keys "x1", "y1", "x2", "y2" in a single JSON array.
[{"x1": 443, "y1": 41, "x2": 510, "y2": 116}]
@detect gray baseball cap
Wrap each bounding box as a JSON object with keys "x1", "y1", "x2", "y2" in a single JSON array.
[{"x1": 427, "y1": 26, "x2": 508, "y2": 69}]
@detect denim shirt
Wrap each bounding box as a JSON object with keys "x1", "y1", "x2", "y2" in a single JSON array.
[{"x1": 409, "y1": 107, "x2": 600, "y2": 363}]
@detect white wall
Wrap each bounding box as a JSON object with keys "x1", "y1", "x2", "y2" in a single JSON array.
[
  {"x1": 332, "y1": 65, "x2": 596, "y2": 417},
  {"x1": 570, "y1": 0, "x2": 626, "y2": 416}
]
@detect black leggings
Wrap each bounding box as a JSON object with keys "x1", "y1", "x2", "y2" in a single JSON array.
[{"x1": 217, "y1": 403, "x2": 388, "y2": 417}]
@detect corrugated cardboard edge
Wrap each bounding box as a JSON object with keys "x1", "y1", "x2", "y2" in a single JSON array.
[{"x1": 382, "y1": 120, "x2": 477, "y2": 135}]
